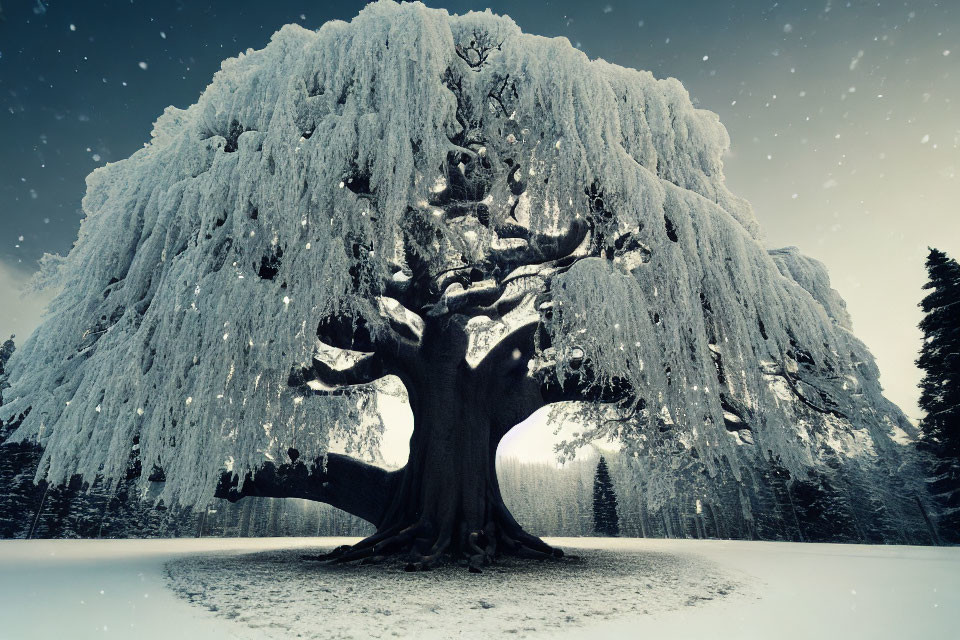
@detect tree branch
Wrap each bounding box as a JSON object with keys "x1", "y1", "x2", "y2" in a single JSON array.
[
  {"x1": 316, "y1": 314, "x2": 377, "y2": 352},
  {"x1": 314, "y1": 311, "x2": 420, "y2": 369},
  {"x1": 475, "y1": 320, "x2": 540, "y2": 376},
  {"x1": 485, "y1": 218, "x2": 591, "y2": 281},
  {"x1": 770, "y1": 368, "x2": 848, "y2": 419},
  {"x1": 441, "y1": 282, "x2": 505, "y2": 316},
  {"x1": 289, "y1": 353, "x2": 386, "y2": 390},
  {"x1": 472, "y1": 287, "x2": 534, "y2": 319},
  {"x1": 215, "y1": 452, "x2": 401, "y2": 526},
  {"x1": 537, "y1": 366, "x2": 635, "y2": 406}
]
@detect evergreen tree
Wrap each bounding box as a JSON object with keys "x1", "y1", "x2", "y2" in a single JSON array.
[
  {"x1": 593, "y1": 455, "x2": 619, "y2": 536},
  {"x1": 0, "y1": 335, "x2": 14, "y2": 367},
  {"x1": 917, "y1": 247, "x2": 960, "y2": 540},
  {"x1": 0, "y1": 337, "x2": 43, "y2": 539},
  {"x1": 0, "y1": 335, "x2": 14, "y2": 403}
]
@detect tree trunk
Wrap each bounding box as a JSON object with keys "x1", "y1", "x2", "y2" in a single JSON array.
[
  {"x1": 338, "y1": 317, "x2": 560, "y2": 570},
  {"x1": 367, "y1": 389, "x2": 558, "y2": 569},
  {"x1": 217, "y1": 316, "x2": 559, "y2": 570}
]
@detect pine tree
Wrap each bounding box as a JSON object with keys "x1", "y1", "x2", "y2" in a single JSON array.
[
  {"x1": 592, "y1": 455, "x2": 619, "y2": 536},
  {"x1": 918, "y1": 248, "x2": 960, "y2": 456},
  {"x1": 917, "y1": 247, "x2": 960, "y2": 540},
  {"x1": 0, "y1": 335, "x2": 14, "y2": 404},
  {"x1": 0, "y1": 337, "x2": 43, "y2": 539},
  {"x1": 0, "y1": 336, "x2": 14, "y2": 366}
]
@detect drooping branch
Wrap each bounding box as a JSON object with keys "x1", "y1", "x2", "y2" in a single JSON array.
[
  {"x1": 538, "y1": 367, "x2": 633, "y2": 405},
  {"x1": 396, "y1": 213, "x2": 446, "y2": 312},
  {"x1": 770, "y1": 367, "x2": 849, "y2": 419}
]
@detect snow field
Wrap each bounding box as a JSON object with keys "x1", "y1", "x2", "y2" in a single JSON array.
[{"x1": 2, "y1": 537, "x2": 956, "y2": 639}]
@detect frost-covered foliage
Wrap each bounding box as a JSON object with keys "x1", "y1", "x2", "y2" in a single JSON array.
[
  {"x1": 769, "y1": 247, "x2": 852, "y2": 330},
  {"x1": 0, "y1": 1, "x2": 925, "y2": 517},
  {"x1": 544, "y1": 188, "x2": 922, "y2": 507}
]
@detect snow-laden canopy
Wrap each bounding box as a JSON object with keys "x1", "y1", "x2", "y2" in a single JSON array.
[{"x1": 1, "y1": 1, "x2": 917, "y2": 508}]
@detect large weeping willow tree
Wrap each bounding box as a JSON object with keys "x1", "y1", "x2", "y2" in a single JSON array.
[{"x1": 0, "y1": 2, "x2": 932, "y2": 565}]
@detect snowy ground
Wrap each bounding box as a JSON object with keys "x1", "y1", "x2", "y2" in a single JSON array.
[{"x1": 0, "y1": 538, "x2": 957, "y2": 639}]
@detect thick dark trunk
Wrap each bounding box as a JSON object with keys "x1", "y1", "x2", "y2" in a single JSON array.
[
  {"x1": 217, "y1": 316, "x2": 559, "y2": 570},
  {"x1": 331, "y1": 318, "x2": 559, "y2": 570}
]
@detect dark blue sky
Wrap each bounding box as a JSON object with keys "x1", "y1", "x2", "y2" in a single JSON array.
[{"x1": 1, "y1": 0, "x2": 957, "y2": 417}]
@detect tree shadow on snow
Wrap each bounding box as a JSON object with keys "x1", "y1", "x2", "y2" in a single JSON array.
[{"x1": 165, "y1": 542, "x2": 745, "y2": 638}]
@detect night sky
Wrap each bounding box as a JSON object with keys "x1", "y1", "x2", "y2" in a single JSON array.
[{"x1": 1, "y1": 0, "x2": 957, "y2": 423}]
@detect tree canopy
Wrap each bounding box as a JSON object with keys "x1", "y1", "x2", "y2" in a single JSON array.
[{"x1": 0, "y1": 2, "x2": 924, "y2": 534}]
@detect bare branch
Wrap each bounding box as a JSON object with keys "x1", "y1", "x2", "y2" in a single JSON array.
[
  {"x1": 454, "y1": 28, "x2": 504, "y2": 70},
  {"x1": 289, "y1": 352, "x2": 385, "y2": 389},
  {"x1": 475, "y1": 320, "x2": 540, "y2": 376},
  {"x1": 486, "y1": 218, "x2": 591, "y2": 279},
  {"x1": 215, "y1": 452, "x2": 400, "y2": 526},
  {"x1": 487, "y1": 74, "x2": 512, "y2": 117}
]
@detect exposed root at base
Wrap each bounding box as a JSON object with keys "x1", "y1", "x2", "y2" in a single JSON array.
[{"x1": 301, "y1": 520, "x2": 564, "y2": 573}]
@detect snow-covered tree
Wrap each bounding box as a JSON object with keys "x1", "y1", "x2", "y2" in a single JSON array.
[
  {"x1": 0, "y1": 2, "x2": 933, "y2": 566},
  {"x1": 0, "y1": 335, "x2": 14, "y2": 403},
  {"x1": 917, "y1": 247, "x2": 960, "y2": 540}
]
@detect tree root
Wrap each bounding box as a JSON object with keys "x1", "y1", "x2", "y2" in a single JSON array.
[
  {"x1": 303, "y1": 516, "x2": 564, "y2": 573},
  {"x1": 300, "y1": 544, "x2": 352, "y2": 562}
]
